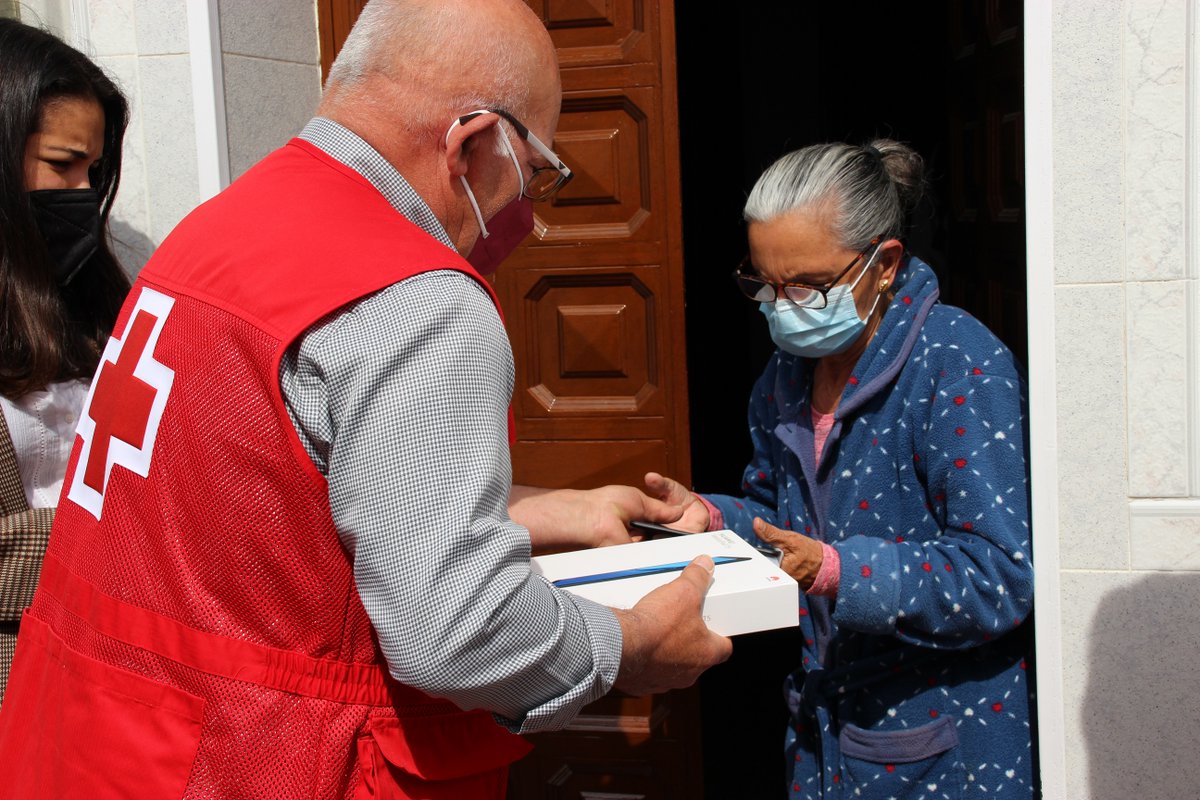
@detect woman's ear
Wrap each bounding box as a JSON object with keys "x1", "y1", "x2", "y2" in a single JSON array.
[
  {"x1": 444, "y1": 112, "x2": 501, "y2": 179},
  {"x1": 876, "y1": 238, "x2": 905, "y2": 287}
]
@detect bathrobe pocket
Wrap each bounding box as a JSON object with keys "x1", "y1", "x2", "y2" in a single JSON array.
[{"x1": 838, "y1": 715, "x2": 964, "y2": 800}]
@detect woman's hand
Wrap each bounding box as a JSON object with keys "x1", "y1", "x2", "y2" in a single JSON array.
[
  {"x1": 643, "y1": 472, "x2": 710, "y2": 532},
  {"x1": 753, "y1": 517, "x2": 824, "y2": 590}
]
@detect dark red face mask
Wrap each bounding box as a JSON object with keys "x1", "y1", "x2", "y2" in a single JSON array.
[
  {"x1": 465, "y1": 194, "x2": 534, "y2": 276},
  {"x1": 447, "y1": 110, "x2": 535, "y2": 276}
]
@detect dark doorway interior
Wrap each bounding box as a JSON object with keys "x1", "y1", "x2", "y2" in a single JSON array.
[{"x1": 674, "y1": 3, "x2": 1026, "y2": 797}]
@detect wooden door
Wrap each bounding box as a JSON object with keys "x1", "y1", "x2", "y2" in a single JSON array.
[
  {"x1": 945, "y1": 1, "x2": 1026, "y2": 361},
  {"x1": 319, "y1": 2, "x2": 699, "y2": 797},
  {"x1": 317, "y1": 0, "x2": 367, "y2": 79},
  {"x1": 499, "y1": 1, "x2": 691, "y2": 492}
]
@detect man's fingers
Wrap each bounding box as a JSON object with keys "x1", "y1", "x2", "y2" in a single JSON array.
[
  {"x1": 636, "y1": 555, "x2": 713, "y2": 611},
  {"x1": 638, "y1": 493, "x2": 685, "y2": 524},
  {"x1": 644, "y1": 471, "x2": 687, "y2": 505},
  {"x1": 615, "y1": 555, "x2": 733, "y2": 696},
  {"x1": 691, "y1": 553, "x2": 715, "y2": 574},
  {"x1": 675, "y1": 555, "x2": 716, "y2": 595},
  {"x1": 711, "y1": 633, "x2": 734, "y2": 664}
]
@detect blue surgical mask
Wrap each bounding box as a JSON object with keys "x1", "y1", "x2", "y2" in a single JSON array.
[{"x1": 759, "y1": 243, "x2": 884, "y2": 358}]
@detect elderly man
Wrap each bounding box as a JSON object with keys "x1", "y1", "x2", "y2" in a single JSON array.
[{"x1": 0, "y1": 1, "x2": 730, "y2": 798}]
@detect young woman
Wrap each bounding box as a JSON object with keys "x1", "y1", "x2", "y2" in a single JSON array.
[{"x1": 0, "y1": 17, "x2": 130, "y2": 699}]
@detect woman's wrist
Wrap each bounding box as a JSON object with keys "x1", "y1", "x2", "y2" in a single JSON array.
[
  {"x1": 805, "y1": 543, "x2": 840, "y2": 597},
  {"x1": 695, "y1": 493, "x2": 723, "y2": 531}
]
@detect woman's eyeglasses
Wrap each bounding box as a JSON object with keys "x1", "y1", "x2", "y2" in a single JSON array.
[
  {"x1": 733, "y1": 237, "x2": 882, "y2": 309},
  {"x1": 457, "y1": 108, "x2": 574, "y2": 202}
]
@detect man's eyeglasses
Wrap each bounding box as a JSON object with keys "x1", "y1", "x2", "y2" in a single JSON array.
[
  {"x1": 457, "y1": 109, "x2": 574, "y2": 202},
  {"x1": 733, "y1": 237, "x2": 883, "y2": 309}
]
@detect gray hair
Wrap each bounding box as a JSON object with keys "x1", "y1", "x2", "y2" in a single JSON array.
[
  {"x1": 744, "y1": 139, "x2": 925, "y2": 250},
  {"x1": 326, "y1": 0, "x2": 533, "y2": 141}
]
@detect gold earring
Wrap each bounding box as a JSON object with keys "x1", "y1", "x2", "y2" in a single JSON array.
[{"x1": 879, "y1": 279, "x2": 890, "y2": 293}]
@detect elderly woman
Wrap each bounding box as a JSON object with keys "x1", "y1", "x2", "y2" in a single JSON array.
[{"x1": 654, "y1": 140, "x2": 1034, "y2": 798}]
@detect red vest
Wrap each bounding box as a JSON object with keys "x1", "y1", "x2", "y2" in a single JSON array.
[{"x1": 0, "y1": 140, "x2": 531, "y2": 799}]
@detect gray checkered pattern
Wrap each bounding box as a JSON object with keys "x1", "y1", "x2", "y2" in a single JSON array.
[{"x1": 279, "y1": 119, "x2": 620, "y2": 732}]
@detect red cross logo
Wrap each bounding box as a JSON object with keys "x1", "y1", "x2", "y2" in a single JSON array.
[{"x1": 68, "y1": 287, "x2": 175, "y2": 519}]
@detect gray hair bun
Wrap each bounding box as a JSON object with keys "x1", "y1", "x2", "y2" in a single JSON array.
[
  {"x1": 869, "y1": 138, "x2": 925, "y2": 227},
  {"x1": 744, "y1": 138, "x2": 926, "y2": 250}
]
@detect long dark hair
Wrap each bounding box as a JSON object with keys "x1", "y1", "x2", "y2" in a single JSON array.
[{"x1": 0, "y1": 18, "x2": 131, "y2": 399}]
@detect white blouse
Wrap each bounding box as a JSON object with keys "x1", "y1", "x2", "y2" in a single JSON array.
[{"x1": 0, "y1": 379, "x2": 89, "y2": 509}]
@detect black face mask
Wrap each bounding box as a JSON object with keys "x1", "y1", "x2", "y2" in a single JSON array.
[{"x1": 28, "y1": 188, "x2": 102, "y2": 286}]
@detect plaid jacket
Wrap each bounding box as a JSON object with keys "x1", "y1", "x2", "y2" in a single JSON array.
[{"x1": 0, "y1": 409, "x2": 54, "y2": 700}]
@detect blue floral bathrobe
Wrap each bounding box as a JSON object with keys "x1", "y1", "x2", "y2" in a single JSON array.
[{"x1": 706, "y1": 257, "x2": 1034, "y2": 799}]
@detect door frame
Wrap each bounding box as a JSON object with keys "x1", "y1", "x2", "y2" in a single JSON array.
[{"x1": 1023, "y1": 2, "x2": 1067, "y2": 798}]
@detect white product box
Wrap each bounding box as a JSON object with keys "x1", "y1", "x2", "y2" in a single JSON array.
[{"x1": 531, "y1": 530, "x2": 798, "y2": 636}]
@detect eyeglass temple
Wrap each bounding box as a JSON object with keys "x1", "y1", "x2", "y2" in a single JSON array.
[
  {"x1": 458, "y1": 109, "x2": 535, "y2": 142},
  {"x1": 458, "y1": 109, "x2": 573, "y2": 188}
]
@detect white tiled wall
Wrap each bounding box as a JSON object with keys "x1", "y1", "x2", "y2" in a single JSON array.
[
  {"x1": 221, "y1": 54, "x2": 321, "y2": 180},
  {"x1": 1124, "y1": 0, "x2": 1187, "y2": 283},
  {"x1": 1130, "y1": 508, "x2": 1200, "y2": 570},
  {"x1": 218, "y1": 0, "x2": 317, "y2": 65},
  {"x1": 30, "y1": 0, "x2": 198, "y2": 275},
  {"x1": 131, "y1": 0, "x2": 188, "y2": 55},
  {"x1": 217, "y1": 0, "x2": 321, "y2": 182},
  {"x1": 84, "y1": 0, "x2": 136, "y2": 54},
  {"x1": 1126, "y1": 281, "x2": 1190, "y2": 498},
  {"x1": 1051, "y1": 0, "x2": 1124, "y2": 286},
  {"x1": 1059, "y1": 571, "x2": 1200, "y2": 798},
  {"x1": 1052, "y1": 1, "x2": 1200, "y2": 798},
  {"x1": 1054, "y1": 283, "x2": 1130, "y2": 571},
  {"x1": 136, "y1": 54, "x2": 200, "y2": 244}
]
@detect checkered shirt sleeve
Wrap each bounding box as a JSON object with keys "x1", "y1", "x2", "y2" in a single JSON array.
[{"x1": 279, "y1": 120, "x2": 621, "y2": 732}]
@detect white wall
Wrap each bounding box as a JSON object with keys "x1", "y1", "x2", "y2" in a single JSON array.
[
  {"x1": 217, "y1": 0, "x2": 321, "y2": 181},
  {"x1": 1045, "y1": 0, "x2": 1200, "y2": 797}
]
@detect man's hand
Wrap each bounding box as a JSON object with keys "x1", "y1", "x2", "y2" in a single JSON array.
[
  {"x1": 612, "y1": 555, "x2": 733, "y2": 695},
  {"x1": 752, "y1": 517, "x2": 824, "y2": 590},
  {"x1": 510, "y1": 482, "x2": 695, "y2": 551},
  {"x1": 642, "y1": 472, "x2": 710, "y2": 532}
]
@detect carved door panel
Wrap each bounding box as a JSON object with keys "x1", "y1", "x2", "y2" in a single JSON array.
[
  {"x1": 500, "y1": 4, "x2": 691, "y2": 492},
  {"x1": 319, "y1": 1, "x2": 698, "y2": 797},
  {"x1": 945, "y1": 1, "x2": 1026, "y2": 360}
]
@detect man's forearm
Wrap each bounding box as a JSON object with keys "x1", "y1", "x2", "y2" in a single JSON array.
[{"x1": 508, "y1": 484, "x2": 595, "y2": 551}]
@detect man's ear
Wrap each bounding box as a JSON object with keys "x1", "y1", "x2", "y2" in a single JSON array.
[{"x1": 444, "y1": 112, "x2": 501, "y2": 178}]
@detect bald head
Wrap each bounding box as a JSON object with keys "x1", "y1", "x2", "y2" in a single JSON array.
[
  {"x1": 319, "y1": 0, "x2": 563, "y2": 258},
  {"x1": 322, "y1": 0, "x2": 559, "y2": 143}
]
